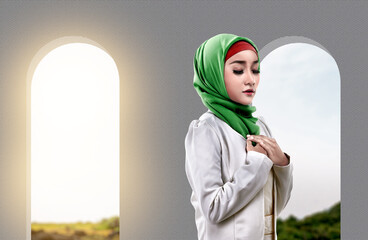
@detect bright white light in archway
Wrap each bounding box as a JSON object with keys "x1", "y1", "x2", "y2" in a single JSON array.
[{"x1": 31, "y1": 43, "x2": 119, "y2": 223}]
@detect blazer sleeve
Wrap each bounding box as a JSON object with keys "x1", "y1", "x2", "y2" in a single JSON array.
[
  {"x1": 257, "y1": 116, "x2": 293, "y2": 216},
  {"x1": 273, "y1": 153, "x2": 293, "y2": 216},
  {"x1": 185, "y1": 119, "x2": 273, "y2": 224}
]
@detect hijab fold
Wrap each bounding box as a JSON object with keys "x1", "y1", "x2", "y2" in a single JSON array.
[{"x1": 193, "y1": 33, "x2": 261, "y2": 138}]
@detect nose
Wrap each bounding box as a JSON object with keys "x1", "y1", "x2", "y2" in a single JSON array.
[{"x1": 243, "y1": 69, "x2": 255, "y2": 86}]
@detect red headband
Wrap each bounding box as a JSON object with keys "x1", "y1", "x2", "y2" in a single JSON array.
[{"x1": 225, "y1": 41, "x2": 258, "y2": 63}]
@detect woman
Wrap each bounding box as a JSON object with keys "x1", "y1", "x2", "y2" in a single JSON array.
[{"x1": 185, "y1": 33, "x2": 293, "y2": 240}]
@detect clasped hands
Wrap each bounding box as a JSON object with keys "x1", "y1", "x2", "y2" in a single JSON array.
[{"x1": 246, "y1": 134, "x2": 289, "y2": 166}]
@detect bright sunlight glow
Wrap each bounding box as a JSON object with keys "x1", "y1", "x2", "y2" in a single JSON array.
[{"x1": 31, "y1": 43, "x2": 119, "y2": 223}]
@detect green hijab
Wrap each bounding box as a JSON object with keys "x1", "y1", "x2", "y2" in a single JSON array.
[{"x1": 193, "y1": 33, "x2": 260, "y2": 138}]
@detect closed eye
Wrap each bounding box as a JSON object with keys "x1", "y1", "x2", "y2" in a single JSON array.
[
  {"x1": 233, "y1": 70, "x2": 243, "y2": 75},
  {"x1": 252, "y1": 69, "x2": 260, "y2": 74}
]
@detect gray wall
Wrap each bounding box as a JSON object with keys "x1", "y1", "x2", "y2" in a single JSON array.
[{"x1": 0, "y1": 1, "x2": 366, "y2": 239}]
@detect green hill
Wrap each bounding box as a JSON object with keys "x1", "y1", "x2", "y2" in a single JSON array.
[
  {"x1": 277, "y1": 202, "x2": 340, "y2": 240},
  {"x1": 31, "y1": 216, "x2": 119, "y2": 240}
]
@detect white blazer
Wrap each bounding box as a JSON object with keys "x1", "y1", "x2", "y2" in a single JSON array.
[{"x1": 185, "y1": 110, "x2": 293, "y2": 240}]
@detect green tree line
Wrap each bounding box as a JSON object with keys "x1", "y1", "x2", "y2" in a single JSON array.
[{"x1": 277, "y1": 202, "x2": 340, "y2": 240}]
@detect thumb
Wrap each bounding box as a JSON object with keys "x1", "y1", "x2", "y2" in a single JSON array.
[
  {"x1": 246, "y1": 139, "x2": 256, "y2": 149},
  {"x1": 247, "y1": 139, "x2": 257, "y2": 147}
]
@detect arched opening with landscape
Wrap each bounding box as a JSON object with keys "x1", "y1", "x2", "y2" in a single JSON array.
[
  {"x1": 26, "y1": 37, "x2": 120, "y2": 240},
  {"x1": 255, "y1": 36, "x2": 340, "y2": 239}
]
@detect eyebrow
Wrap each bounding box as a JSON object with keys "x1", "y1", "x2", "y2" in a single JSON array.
[{"x1": 229, "y1": 60, "x2": 259, "y2": 65}]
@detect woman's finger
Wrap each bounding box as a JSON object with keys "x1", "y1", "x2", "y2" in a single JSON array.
[
  {"x1": 247, "y1": 135, "x2": 288, "y2": 165},
  {"x1": 246, "y1": 139, "x2": 267, "y2": 155},
  {"x1": 247, "y1": 135, "x2": 274, "y2": 147},
  {"x1": 246, "y1": 139, "x2": 257, "y2": 150},
  {"x1": 258, "y1": 140, "x2": 273, "y2": 157},
  {"x1": 247, "y1": 135, "x2": 277, "y2": 157}
]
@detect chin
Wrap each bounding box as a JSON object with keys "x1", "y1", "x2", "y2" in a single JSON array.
[
  {"x1": 238, "y1": 101, "x2": 252, "y2": 106},
  {"x1": 240, "y1": 99, "x2": 253, "y2": 106},
  {"x1": 231, "y1": 96, "x2": 254, "y2": 106}
]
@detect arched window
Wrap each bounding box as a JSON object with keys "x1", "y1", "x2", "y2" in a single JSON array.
[
  {"x1": 255, "y1": 37, "x2": 340, "y2": 220},
  {"x1": 26, "y1": 37, "x2": 119, "y2": 240}
]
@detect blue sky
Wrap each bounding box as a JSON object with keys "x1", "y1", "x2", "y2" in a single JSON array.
[{"x1": 253, "y1": 43, "x2": 340, "y2": 219}]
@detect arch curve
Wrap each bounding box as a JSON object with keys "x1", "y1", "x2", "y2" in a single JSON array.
[{"x1": 259, "y1": 35, "x2": 332, "y2": 62}]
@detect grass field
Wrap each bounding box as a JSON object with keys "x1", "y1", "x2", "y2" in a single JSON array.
[{"x1": 31, "y1": 216, "x2": 119, "y2": 240}]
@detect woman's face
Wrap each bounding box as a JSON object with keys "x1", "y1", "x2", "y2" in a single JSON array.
[{"x1": 224, "y1": 50, "x2": 260, "y2": 105}]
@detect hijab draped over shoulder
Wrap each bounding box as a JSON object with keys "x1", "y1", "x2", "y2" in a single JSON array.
[{"x1": 193, "y1": 33, "x2": 261, "y2": 138}]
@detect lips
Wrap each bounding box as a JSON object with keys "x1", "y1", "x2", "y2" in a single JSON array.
[{"x1": 243, "y1": 89, "x2": 255, "y2": 94}]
